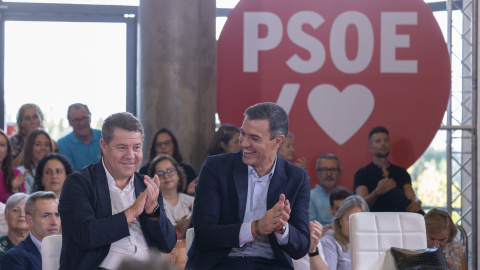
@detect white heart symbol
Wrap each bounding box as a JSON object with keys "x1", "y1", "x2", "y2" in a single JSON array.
[{"x1": 307, "y1": 84, "x2": 375, "y2": 145}]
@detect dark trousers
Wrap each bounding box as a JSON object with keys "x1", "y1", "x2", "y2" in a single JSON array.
[{"x1": 214, "y1": 256, "x2": 291, "y2": 270}]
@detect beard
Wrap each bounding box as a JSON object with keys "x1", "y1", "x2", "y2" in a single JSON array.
[{"x1": 374, "y1": 151, "x2": 390, "y2": 158}]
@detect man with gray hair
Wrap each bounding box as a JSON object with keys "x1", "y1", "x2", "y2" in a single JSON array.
[
  {"x1": 57, "y1": 103, "x2": 102, "y2": 171},
  {"x1": 1, "y1": 191, "x2": 60, "y2": 270},
  {"x1": 309, "y1": 154, "x2": 343, "y2": 226},
  {"x1": 186, "y1": 102, "x2": 310, "y2": 269},
  {"x1": 59, "y1": 112, "x2": 176, "y2": 270}
]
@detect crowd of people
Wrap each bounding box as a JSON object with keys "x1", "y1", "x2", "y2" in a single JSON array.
[{"x1": 0, "y1": 102, "x2": 466, "y2": 270}]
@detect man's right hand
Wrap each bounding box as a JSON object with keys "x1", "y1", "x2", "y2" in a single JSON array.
[
  {"x1": 124, "y1": 191, "x2": 147, "y2": 223},
  {"x1": 375, "y1": 178, "x2": 396, "y2": 195}
]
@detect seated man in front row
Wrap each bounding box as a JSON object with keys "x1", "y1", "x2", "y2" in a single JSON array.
[
  {"x1": 354, "y1": 126, "x2": 423, "y2": 214},
  {"x1": 186, "y1": 102, "x2": 310, "y2": 270},
  {"x1": 59, "y1": 112, "x2": 176, "y2": 270},
  {"x1": 1, "y1": 191, "x2": 60, "y2": 270}
]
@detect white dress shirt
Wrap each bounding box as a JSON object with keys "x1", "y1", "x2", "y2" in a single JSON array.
[{"x1": 99, "y1": 160, "x2": 150, "y2": 269}]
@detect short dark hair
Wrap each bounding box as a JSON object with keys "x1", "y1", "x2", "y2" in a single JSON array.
[
  {"x1": 316, "y1": 153, "x2": 341, "y2": 171},
  {"x1": 148, "y1": 154, "x2": 187, "y2": 193},
  {"x1": 207, "y1": 124, "x2": 240, "y2": 155},
  {"x1": 25, "y1": 191, "x2": 57, "y2": 217},
  {"x1": 67, "y1": 103, "x2": 91, "y2": 121},
  {"x1": 244, "y1": 102, "x2": 288, "y2": 139},
  {"x1": 102, "y1": 112, "x2": 144, "y2": 144},
  {"x1": 148, "y1": 128, "x2": 182, "y2": 163},
  {"x1": 329, "y1": 186, "x2": 353, "y2": 208},
  {"x1": 34, "y1": 153, "x2": 74, "y2": 192},
  {"x1": 368, "y1": 126, "x2": 389, "y2": 141}
]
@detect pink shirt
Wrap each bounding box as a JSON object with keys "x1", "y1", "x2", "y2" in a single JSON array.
[{"x1": 0, "y1": 168, "x2": 25, "y2": 203}]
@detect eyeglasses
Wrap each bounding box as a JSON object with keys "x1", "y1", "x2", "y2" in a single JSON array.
[
  {"x1": 316, "y1": 168, "x2": 340, "y2": 173},
  {"x1": 155, "y1": 140, "x2": 172, "y2": 148},
  {"x1": 70, "y1": 115, "x2": 90, "y2": 124},
  {"x1": 45, "y1": 168, "x2": 64, "y2": 175},
  {"x1": 156, "y1": 168, "x2": 177, "y2": 179}
]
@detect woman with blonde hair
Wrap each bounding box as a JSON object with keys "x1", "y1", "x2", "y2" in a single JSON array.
[
  {"x1": 425, "y1": 208, "x2": 467, "y2": 270},
  {"x1": 309, "y1": 195, "x2": 369, "y2": 270},
  {"x1": 11, "y1": 104, "x2": 44, "y2": 166}
]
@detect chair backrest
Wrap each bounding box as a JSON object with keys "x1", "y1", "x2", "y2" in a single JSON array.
[
  {"x1": 185, "y1": 227, "x2": 195, "y2": 258},
  {"x1": 41, "y1": 235, "x2": 62, "y2": 270},
  {"x1": 349, "y1": 212, "x2": 427, "y2": 270}
]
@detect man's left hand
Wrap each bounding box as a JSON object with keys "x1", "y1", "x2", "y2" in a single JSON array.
[{"x1": 144, "y1": 174, "x2": 160, "y2": 214}]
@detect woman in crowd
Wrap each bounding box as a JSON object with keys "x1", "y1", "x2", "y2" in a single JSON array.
[
  {"x1": 277, "y1": 132, "x2": 307, "y2": 169},
  {"x1": 207, "y1": 124, "x2": 240, "y2": 155},
  {"x1": 0, "y1": 193, "x2": 29, "y2": 259},
  {"x1": 16, "y1": 129, "x2": 54, "y2": 194},
  {"x1": 425, "y1": 208, "x2": 467, "y2": 270},
  {"x1": 0, "y1": 130, "x2": 27, "y2": 203},
  {"x1": 149, "y1": 154, "x2": 193, "y2": 239},
  {"x1": 140, "y1": 128, "x2": 197, "y2": 195},
  {"x1": 34, "y1": 153, "x2": 73, "y2": 199},
  {"x1": 309, "y1": 195, "x2": 369, "y2": 270},
  {"x1": 11, "y1": 104, "x2": 44, "y2": 166}
]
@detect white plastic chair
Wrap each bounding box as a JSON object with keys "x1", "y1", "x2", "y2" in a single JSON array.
[
  {"x1": 349, "y1": 212, "x2": 427, "y2": 270},
  {"x1": 185, "y1": 227, "x2": 195, "y2": 259},
  {"x1": 41, "y1": 235, "x2": 62, "y2": 270}
]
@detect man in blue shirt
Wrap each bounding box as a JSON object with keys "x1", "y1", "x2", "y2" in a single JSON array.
[
  {"x1": 309, "y1": 154, "x2": 342, "y2": 226},
  {"x1": 57, "y1": 103, "x2": 102, "y2": 171}
]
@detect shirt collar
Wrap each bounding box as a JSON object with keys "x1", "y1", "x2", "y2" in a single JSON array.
[
  {"x1": 372, "y1": 160, "x2": 390, "y2": 169},
  {"x1": 102, "y1": 158, "x2": 135, "y2": 190},
  {"x1": 247, "y1": 157, "x2": 277, "y2": 181},
  {"x1": 29, "y1": 232, "x2": 42, "y2": 253}
]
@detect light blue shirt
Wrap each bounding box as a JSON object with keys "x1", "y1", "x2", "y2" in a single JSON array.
[
  {"x1": 57, "y1": 129, "x2": 102, "y2": 171},
  {"x1": 229, "y1": 159, "x2": 289, "y2": 259},
  {"x1": 309, "y1": 185, "x2": 333, "y2": 225}
]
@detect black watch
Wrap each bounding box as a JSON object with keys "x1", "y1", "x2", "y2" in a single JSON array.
[
  {"x1": 308, "y1": 247, "x2": 319, "y2": 257},
  {"x1": 143, "y1": 204, "x2": 160, "y2": 218}
]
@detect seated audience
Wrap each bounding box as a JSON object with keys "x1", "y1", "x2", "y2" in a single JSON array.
[
  {"x1": 294, "y1": 186, "x2": 352, "y2": 270},
  {"x1": 57, "y1": 103, "x2": 102, "y2": 171},
  {"x1": 207, "y1": 124, "x2": 240, "y2": 155},
  {"x1": 309, "y1": 195, "x2": 369, "y2": 270},
  {"x1": 0, "y1": 130, "x2": 27, "y2": 203},
  {"x1": 310, "y1": 154, "x2": 342, "y2": 225},
  {"x1": 11, "y1": 104, "x2": 44, "y2": 165},
  {"x1": 0, "y1": 193, "x2": 29, "y2": 259},
  {"x1": 354, "y1": 126, "x2": 423, "y2": 214},
  {"x1": 278, "y1": 132, "x2": 307, "y2": 169},
  {"x1": 140, "y1": 128, "x2": 197, "y2": 195},
  {"x1": 425, "y1": 208, "x2": 467, "y2": 270},
  {"x1": 149, "y1": 154, "x2": 193, "y2": 239},
  {"x1": 34, "y1": 153, "x2": 73, "y2": 199},
  {"x1": 0, "y1": 191, "x2": 60, "y2": 270},
  {"x1": 16, "y1": 129, "x2": 54, "y2": 194}
]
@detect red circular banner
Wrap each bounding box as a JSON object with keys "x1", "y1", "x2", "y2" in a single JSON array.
[{"x1": 217, "y1": 0, "x2": 450, "y2": 189}]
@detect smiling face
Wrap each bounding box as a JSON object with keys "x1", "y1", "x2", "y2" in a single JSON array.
[
  {"x1": 277, "y1": 136, "x2": 294, "y2": 161},
  {"x1": 155, "y1": 159, "x2": 180, "y2": 192},
  {"x1": 427, "y1": 229, "x2": 450, "y2": 249},
  {"x1": 155, "y1": 132, "x2": 174, "y2": 157},
  {"x1": 6, "y1": 201, "x2": 29, "y2": 232},
  {"x1": 26, "y1": 199, "x2": 60, "y2": 241},
  {"x1": 68, "y1": 106, "x2": 91, "y2": 139},
  {"x1": 42, "y1": 159, "x2": 67, "y2": 195},
  {"x1": 239, "y1": 118, "x2": 284, "y2": 176},
  {"x1": 101, "y1": 128, "x2": 143, "y2": 182},
  {"x1": 32, "y1": 134, "x2": 52, "y2": 165},
  {"x1": 20, "y1": 106, "x2": 42, "y2": 135},
  {"x1": 369, "y1": 132, "x2": 391, "y2": 158}
]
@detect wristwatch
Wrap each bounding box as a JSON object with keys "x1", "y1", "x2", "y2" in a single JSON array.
[
  {"x1": 143, "y1": 204, "x2": 160, "y2": 218},
  {"x1": 308, "y1": 247, "x2": 319, "y2": 257}
]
